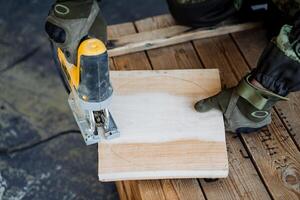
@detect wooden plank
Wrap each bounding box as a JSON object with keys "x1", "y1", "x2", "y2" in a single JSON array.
[
  {"x1": 138, "y1": 180, "x2": 167, "y2": 200},
  {"x1": 115, "y1": 181, "x2": 129, "y2": 200},
  {"x1": 160, "y1": 180, "x2": 179, "y2": 200},
  {"x1": 136, "y1": 15, "x2": 271, "y2": 200},
  {"x1": 231, "y1": 28, "x2": 267, "y2": 68},
  {"x1": 170, "y1": 179, "x2": 204, "y2": 200},
  {"x1": 194, "y1": 33, "x2": 300, "y2": 199},
  {"x1": 108, "y1": 23, "x2": 152, "y2": 71},
  {"x1": 275, "y1": 92, "x2": 300, "y2": 149},
  {"x1": 199, "y1": 135, "x2": 271, "y2": 200},
  {"x1": 231, "y1": 29, "x2": 300, "y2": 149},
  {"x1": 108, "y1": 21, "x2": 207, "y2": 200},
  {"x1": 134, "y1": 15, "x2": 202, "y2": 70},
  {"x1": 150, "y1": 179, "x2": 205, "y2": 200},
  {"x1": 98, "y1": 69, "x2": 227, "y2": 181},
  {"x1": 107, "y1": 14, "x2": 262, "y2": 57}
]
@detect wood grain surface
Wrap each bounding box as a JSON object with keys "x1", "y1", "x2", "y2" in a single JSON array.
[
  {"x1": 137, "y1": 14, "x2": 272, "y2": 200},
  {"x1": 98, "y1": 69, "x2": 228, "y2": 181},
  {"x1": 231, "y1": 29, "x2": 300, "y2": 199},
  {"x1": 107, "y1": 15, "x2": 268, "y2": 200},
  {"x1": 104, "y1": 14, "x2": 300, "y2": 200}
]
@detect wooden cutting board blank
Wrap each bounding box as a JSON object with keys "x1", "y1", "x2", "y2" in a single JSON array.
[{"x1": 98, "y1": 69, "x2": 228, "y2": 181}]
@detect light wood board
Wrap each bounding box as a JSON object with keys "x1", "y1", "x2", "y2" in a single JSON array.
[{"x1": 98, "y1": 69, "x2": 228, "y2": 182}]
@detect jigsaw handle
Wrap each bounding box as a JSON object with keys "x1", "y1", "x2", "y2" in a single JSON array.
[{"x1": 76, "y1": 38, "x2": 113, "y2": 103}]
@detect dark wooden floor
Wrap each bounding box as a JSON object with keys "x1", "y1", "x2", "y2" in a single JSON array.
[{"x1": 109, "y1": 15, "x2": 300, "y2": 200}]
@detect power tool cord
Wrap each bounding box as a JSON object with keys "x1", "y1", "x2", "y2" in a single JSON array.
[
  {"x1": 0, "y1": 44, "x2": 43, "y2": 74},
  {"x1": 0, "y1": 44, "x2": 84, "y2": 156},
  {"x1": 0, "y1": 130, "x2": 81, "y2": 156}
]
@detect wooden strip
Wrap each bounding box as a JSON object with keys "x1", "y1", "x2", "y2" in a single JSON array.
[
  {"x1": 107, "y1": 19, "x2": 262, "y2": 57},
  {"x1": 108, "y1": 25, "x2": 191, "y2": 47},
  {"x1": 117, "y1": 180, "x2": 143, "y2": 200},
  {"x1": 138, "y1": 181, "x2": 167, "y2": 200},
  {"x1": 136, "y1": 14, "x2": 271, "y2": 200},
  {"x1": 231, "y1": 30, "x2": 300, "y2": 149},
  {"x1": 193, "y1": 34, "x2": 300, "y2": 199},
  {"x1": 108, "y1": 21, "x2": 261, "y2": 47},
  {"x1": 170, "y1": 179, "x2": 205, "y2": 200},
  {"x1": 199, "y1": 135, "x2": 271, "y2": 200},
  {"x1": 128, "y1": 181, "x2": 143, "y2": 200},
  {"x1": 116, "y1": 181, "x2": 129, "y2": 200},
  {"x1": 275, "y1": 93, "x2": 300, "y2": 149},
  {"x1": 160, "y1": 180, "x2": 180, "y2": 200}
]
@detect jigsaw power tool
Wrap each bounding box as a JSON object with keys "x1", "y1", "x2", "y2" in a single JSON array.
[{"x1": 56, "y1": 38, "x2": 120, "y2": 145}]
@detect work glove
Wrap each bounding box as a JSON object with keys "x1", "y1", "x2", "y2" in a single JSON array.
[
  {"x1": 289, "y1": 12, "x2": 300, "y2": 59},
  {"x1": 195, "y1": 17, "x2": 300, "y2": 134},
  {"x1": 166, "y1": 0, "x2": 243, "y2": 27},
  {"x1": 45, "y1": 0, "x2": 107, "y2": 65}
]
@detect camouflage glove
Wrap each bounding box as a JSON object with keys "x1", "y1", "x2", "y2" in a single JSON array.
[
  {"x1": 251, "y1": 12, "x2": 300, "y2": 97},
  {"x1": 45, "y1": 0, "x2": 107, "y2": 65},
  {"x1": 166, "y1": 0, "x2": 242, "y2": 27},
  {"x1": 195, "y1": 22, "x2": 300, "y2": 133},
  {"x1": 195, "y1": 75, "x2": 288, "y2": 133},
  {"x1": 290, "y1": 12, "x2": 300, "y2": 59}
]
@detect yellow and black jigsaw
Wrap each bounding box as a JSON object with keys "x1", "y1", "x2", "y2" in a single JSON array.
[
  {"x1": 45, "y1": 0, "x2": 119, "y2": 145},
  {"x1": 57, "y1": 38, "x2": 119, "y2": 145}
]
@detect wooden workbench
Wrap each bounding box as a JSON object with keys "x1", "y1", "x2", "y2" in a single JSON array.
[{"x1": 108, "y1": 15, "x2": 300, "y2": 200}]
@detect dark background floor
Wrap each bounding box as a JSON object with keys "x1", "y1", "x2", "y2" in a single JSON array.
[{"x1": 0, "y1": 1, "x2": 168, "y2": 199}]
